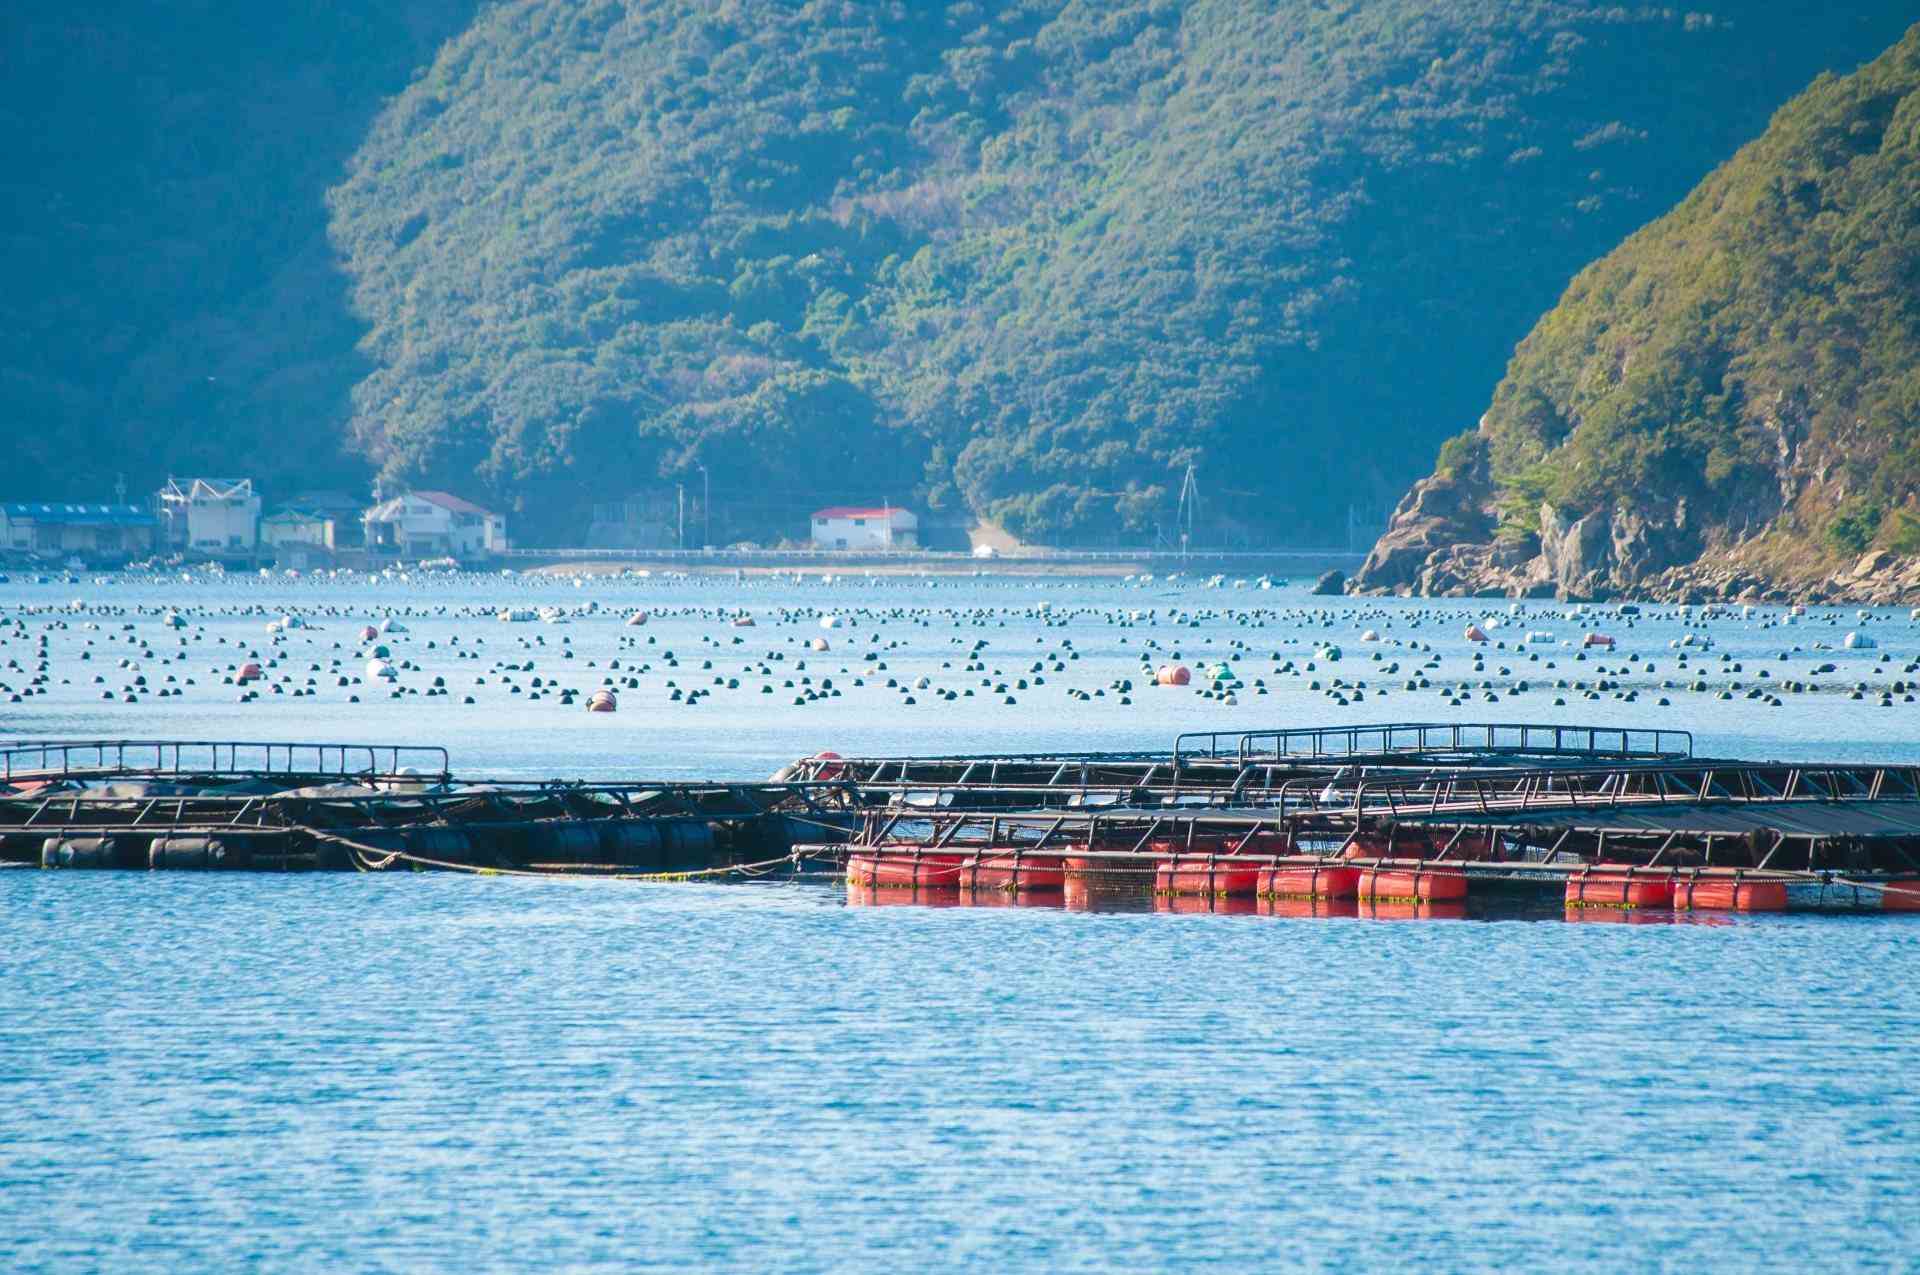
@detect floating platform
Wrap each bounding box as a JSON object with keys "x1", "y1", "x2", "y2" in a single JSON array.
[
  {"x1": 1, "y1": 739, "x2": 861, "y2": 875},
  {"x1": 8, "y1": 728, "x2": 1920, "y2": 914}
]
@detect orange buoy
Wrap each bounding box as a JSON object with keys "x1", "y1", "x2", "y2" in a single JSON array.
[
  {"x1": 1582, "y1": 632, "x2": 1616, "y2": 648},
  {"x1": 357, "y1": 625, "x2": 379, "y2": 642},
  {"x1": 809, "y1": 750, "x2": 845, "y2": 781},
  {"x1": 1565, "y1": 866, "x2": 1676, "y2": 909},
  {"x1": 1358, "y1": 866, "x2": 1468, "y2": 903},
  {"x1": 1258, "y1": 864, "x2": 1359, "y2": 899},
  {"x1": 845, "y1": 850, "x2": 964, "y2": 889},
  {"x1": 1464, "y1": 624, "x2": 1489, "y2": 643},
  {"x1": 236, "y1": 662, "x2": 263, "y2": 684},
  {"x1": 1156, "y1": 664, "x2": 1192, "y2": 686},
  {"x1": 1672, "y1": 876, "x2": 1788, "y2": 912},
  {"x1": 586, "y1": 689, "x2": 618, "y2": 712}
]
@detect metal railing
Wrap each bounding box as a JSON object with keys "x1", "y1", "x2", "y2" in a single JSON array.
[
  {"x1": 0, "y1": 740, "x2": 453, "y2": 783},
  {"x1": 1298, "y1": 760, "x2": 1920, "y2": 821},
  {"x1": 1171, "y1": 723, "x2": 1694, "y2": 768}
]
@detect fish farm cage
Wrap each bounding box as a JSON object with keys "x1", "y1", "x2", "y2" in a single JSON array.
[{"x1": 3, "y1": 726, "x2": 1916, "y2": 913}]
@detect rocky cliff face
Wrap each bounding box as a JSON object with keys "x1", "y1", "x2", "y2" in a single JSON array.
[
  {"x1": 1351, "y1": 433, "x2": 1920, "y2": 603},
  {"x1": 1353, "y1": 24, "x2": 1920, "y2": 605},
  {"x1": 1350, "y1": 448, "x2": 1499, "y2": 595},
  {"x1": 1355, "y1": 496, "x2": 1920, "y2": 604}
]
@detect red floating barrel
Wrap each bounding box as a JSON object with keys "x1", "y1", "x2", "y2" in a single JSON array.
[
  {"x1": 1358, "y1": 866, "x2": 1468, "y2": 903},
  {"x1": 1882, "y1": 879, "x2": 1920, "y2": 912},
  {"x1": 1565, "y1": 866, "x2": 1676, "y2": 910},
  {"x1": 950, "y1": 850, "x2": 1067, "y2": 891},
  {"x1": 1155, "y1": 850, "x2": 1261, "y2": 897},
  {"x1": 1672, "y1": 876, "x2": 1788, "y2": 912},
  {"x1": 845, "y1": 850, "x2": 964, "y2": 889},
  {"x1": 1064, "y1": 876, "x2": 1099, "y2": 912},
  {"x1": 1258, "y1": 864, "x2": 1360, "y2": 899}
]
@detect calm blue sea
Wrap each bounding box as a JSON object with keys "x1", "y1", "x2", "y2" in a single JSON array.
[{"x1": 2, "y1": 571, "x2": 1918, "y2": 1269}]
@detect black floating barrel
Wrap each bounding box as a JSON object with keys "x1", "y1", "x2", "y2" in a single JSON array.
[
  {"x1": 352, "y1": 827, "x2": 479, "y2": 867},
  {"x1": 149, "y1": 836, "x2": 248, "y2": 871},
  {"x1": 40, "y1": 836, "x2": 129, "y2": 869},
  {"x1": 660, "y1": 819, "x2": 717, "y2": 861},
  {"x1": 597, "y1": 819, "x2": 663, "y2": 868},
  {"x1": 530, "y1": 822, "x2": 600, "y2": 865}
]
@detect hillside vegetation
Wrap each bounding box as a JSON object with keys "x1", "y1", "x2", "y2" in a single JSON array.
[
  {"x1": 1361, "y1": 22, "x2": 1920, "y2": 596},
  {"x1": 330, "y1": 0, "x2": 1917, "y2": 543},
  {"x1": 4, "y1": 3, "x2": 1913, "y2": 545},
  {"x1": 0, "y1": 2, "x2": 479, "y2": 501}
]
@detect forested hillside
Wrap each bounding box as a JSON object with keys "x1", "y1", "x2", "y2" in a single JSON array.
[
  {"x1": 329, "y1": 0, "x2": 1914, "y2": 543},
  {"x1": 4, "y1": 3, "x2": 1914, "y2": 546},
  {"x1": 1354, "y1": 23, "x2": 1920, "y2": 600},
  {"x1": 0, "y1": 2, "x2": 478, "y2": 498}
]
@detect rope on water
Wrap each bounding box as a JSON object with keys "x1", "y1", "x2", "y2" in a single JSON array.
[{"x1": 298, "y1": 826, "x2": 824, "y2": 882}]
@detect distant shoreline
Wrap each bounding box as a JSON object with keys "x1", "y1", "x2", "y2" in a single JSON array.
[{"x1": 516, "y1": 551, "x2": 1365, "y2": 579}]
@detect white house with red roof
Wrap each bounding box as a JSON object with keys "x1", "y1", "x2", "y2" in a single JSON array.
[
  {"x1": 363, "y1": 490, "x2": 507, "y2": 560},
  {"x1": 810, "y1": 505, "x2": 917, "y2": 550}
]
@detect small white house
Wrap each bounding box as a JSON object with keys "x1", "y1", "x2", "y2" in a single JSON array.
[
  {"x1": 156, "y1": 478, "x2": 261, "y2": 553},
  {"x1": 363, "y1": 491, "x2": 507, "y2": 561},
  {"x1": 261, "y1": 508, "x2": 336, "y2": 552},
  {"x1": 810, "y1": 506, "x2": 918, "y2": 550}
]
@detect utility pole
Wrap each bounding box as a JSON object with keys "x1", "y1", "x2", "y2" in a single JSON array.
[
  {"x1": 1177, "y1": 464, "x2": 1200, "y2": 558},
  {"x1": 698, "y1": 464, "x2": 710, "y2": 550},
  {"x1": 677, "y1": 483, "x2": 685, "y2": 549}
]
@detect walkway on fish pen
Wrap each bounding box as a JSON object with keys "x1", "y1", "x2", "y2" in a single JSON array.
[{"x1": 4, "y1": 726, "x2": 1918, "y2": 914}]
